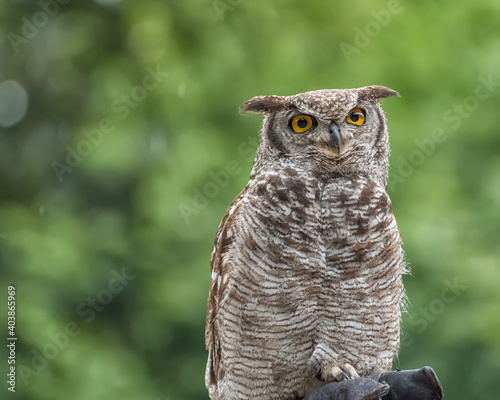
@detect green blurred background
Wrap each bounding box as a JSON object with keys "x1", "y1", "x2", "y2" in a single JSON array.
[{"x1": 1, "y1": 0, "x2": 499, "y2": 399}]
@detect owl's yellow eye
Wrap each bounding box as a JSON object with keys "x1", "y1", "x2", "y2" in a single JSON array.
[
  {"x1": 346, "y1": 108, "x2": 365, "y2": 126},
  {"x1": 290, "y1": 114, "x2": 315, "y2": 133}
]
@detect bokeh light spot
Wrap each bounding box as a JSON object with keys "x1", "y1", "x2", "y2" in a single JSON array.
[{"x1": 0, "y1": 80, "x2": 29, "y2": 128}]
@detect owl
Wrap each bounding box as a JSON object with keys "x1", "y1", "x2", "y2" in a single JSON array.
[{"x1": 205, "y1": 86, "x2": 407, "y2": 400}]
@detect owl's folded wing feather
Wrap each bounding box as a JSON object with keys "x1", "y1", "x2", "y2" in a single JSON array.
[{"x1": 205, "y1": 189, "x2": 247, "y2": 397}]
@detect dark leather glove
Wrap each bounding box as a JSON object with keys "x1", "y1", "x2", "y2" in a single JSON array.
[
  {"x1": 302, "y1": 366, "x2": 443, "y2": 400},
  {"x1": 379, "y1": 366, "x2": 443, "y2": 400}
]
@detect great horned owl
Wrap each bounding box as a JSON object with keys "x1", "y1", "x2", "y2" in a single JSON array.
[{"x1": 205, "y1": 86, "x2": 407, "y2": 400}]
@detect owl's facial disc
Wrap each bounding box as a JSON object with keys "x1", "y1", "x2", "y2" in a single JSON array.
[
  {"x1": 315, "y1": 108, "x2": 368, "y2": 158},
  {"x1": 287, "y1": 113, "x2": 345, "y2": 157}
]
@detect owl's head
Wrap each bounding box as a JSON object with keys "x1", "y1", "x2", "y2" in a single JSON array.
[{"x1": 241, "y1": 86, "x2": 398, "y2": 186}]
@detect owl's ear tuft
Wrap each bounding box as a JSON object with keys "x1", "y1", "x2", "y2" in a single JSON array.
[
  {"x1": 240, "y1": 95, "x2": 288, "y2": 114},
  {"x1": 360, "y1": 85, "x2": 400, "y2": 101}
]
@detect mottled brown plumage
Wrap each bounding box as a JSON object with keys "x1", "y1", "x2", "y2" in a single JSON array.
[{"x1": 205, "y1": 86, "x2": 407, "y2": 400}]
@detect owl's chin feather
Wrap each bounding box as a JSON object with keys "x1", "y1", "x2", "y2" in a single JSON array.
[{"x1": 316, "y1": 143, "x2": 346, "y2": 158}]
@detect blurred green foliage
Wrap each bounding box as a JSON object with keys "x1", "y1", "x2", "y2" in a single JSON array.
[{"x1": 1, "y1": 0, "x2": 499, "y2": 399}]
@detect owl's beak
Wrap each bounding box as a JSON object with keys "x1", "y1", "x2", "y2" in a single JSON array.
[{"x1": 329, "y1": 122, "x2": 342, "y2": 154}]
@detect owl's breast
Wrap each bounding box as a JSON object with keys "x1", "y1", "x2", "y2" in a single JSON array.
[
  {"x1": 242, "y1": 170, "x2": 403, "y2": 281},
  {"x1": 317, "y1": 175, "x2": 403, "y2": 277},
  {"x1": 312, "y1": 174, "x2": 405, "y2": 375},
  {"x1": 246, "y1": 171, "x2": 405, "y2": 372}
]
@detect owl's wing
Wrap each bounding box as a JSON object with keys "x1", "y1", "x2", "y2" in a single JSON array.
[{"x1": 205, "y1": 188, "x2": 247, "y2": 395}]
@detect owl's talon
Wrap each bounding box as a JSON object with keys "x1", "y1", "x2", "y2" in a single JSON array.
[
  {"x1": 322, "y1": 363, "x2": 360, "y2": 382},
  {"x1": 342, "y1": 364, "x2": 360, "y2": 380},
  {"x1": 338, "y1": 371, "x2": 350, "y2": 381}
]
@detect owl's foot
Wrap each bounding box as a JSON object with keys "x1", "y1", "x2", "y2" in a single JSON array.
[
  {"x1": 321, "y1": 363, "x2": 360, "y2": 382},
  {"x1": 303, "y1": 378, "x2": 390, "y2": 400}
]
